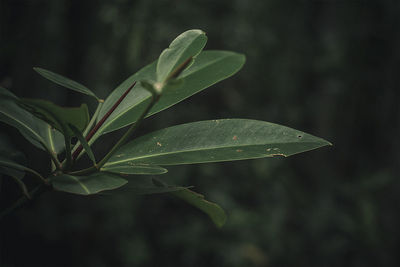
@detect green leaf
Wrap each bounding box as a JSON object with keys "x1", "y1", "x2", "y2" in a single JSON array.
[
  {"x1": 120, "y1": 176, "x2": 187, "y2": 195},
  {"x1": 0, "y1": 87, "x2": 18, "y2": 99},
  {"x1": 101, "y1": 163, "x2": 167, "y2": 175},
  {"x1": 33, "y1": 67, "x2": 99, "y2": 100},
  {"x1": 0, "y1": 155, "x2": 44, "y2": 182},
  {"x1": 51, "y1": 172, "x2": 127, "y2": 195},
  {"x1": 96, "y1": 50, "x2": 245, "y2": 135},
  {"x1": 19, "y1": 99, "x2": 89, "y2": 137},
  {"x1": 0, "y1": 166, "x2": 30, "y2": 198},
  {"x1": 157, "y1": 29, "x2": 207, "y2": 83},
  {"x1": 0, "y1": 87, "x2": 64, "y2": 154},
  {"x1": 42, "y1": 124, "x2": 65, "y2": 155},
  {"x1": 105, "y1": 119, "x2": 331, "y2": 166},
  {"x1": 0, "y1": 166, "x2": 24, "y2": 180},
  {"x1": 172, "y1": 188, "x2": 227, "y2": 227},
  {"x1": 69, "y1": 124, "x2": 96, "y2": 164}
]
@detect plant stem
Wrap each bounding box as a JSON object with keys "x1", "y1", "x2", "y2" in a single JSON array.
[
  {"x1": 97, "y1": 95, "x2": 158, "y2": 168},
  {"x1": 28, "y1": 170, "x2": 47, "y2": 184},
  {"x1": 64, "y1": 136, "x2": 72, "y2": 170},
  {"x1": 85, "y1": 101, "x2": 104, "y2": 136},
  {"x1": 165, "y1": 56, "x2": 192, "y2": 81},
  {"x1": 71, "y1": 82, "x2": 136, "y2": 161},
  {"x1": 45, "y1": 146, "x2": 62, "y2": 171},
  {"x1": 70, "y1": 101, "x2": 103, "y2": 156},
  {"x1": 69, "y1": 94, "x2": 159, "y2": 176}
]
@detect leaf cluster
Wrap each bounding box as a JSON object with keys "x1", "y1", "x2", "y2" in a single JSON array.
[{"x1": 0, "y1": 30, "x2": 330, "y2": 226}]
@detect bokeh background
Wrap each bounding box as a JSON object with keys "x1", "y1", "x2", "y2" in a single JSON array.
[{"x1": 1, "y1": 0, "x2": 399, "y2": 266}]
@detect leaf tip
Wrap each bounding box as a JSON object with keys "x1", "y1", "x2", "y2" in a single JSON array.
[{"x1": 213, "y1": 210, "x2": 227, "y2": 228}]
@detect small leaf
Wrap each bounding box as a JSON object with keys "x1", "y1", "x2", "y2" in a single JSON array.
[
  {"x1": 121, "y1": 176, "x2": 187, "y2": 195},
  {"x1": 101, "y1": 163, "x2": 167, "y2": 175},
  {"x1": 51, "y1": 172, "x2": 127, "y2": 195},
  {"x1": 69, "y1": 124, "x2": 96, "y2": 164},
  {"x1": 157, "y1": 29, "x2": 207, "y2": 83},
  {"x1": 96, "y1": 50, "x2": 245, "y2": 135},
  {"x1": 172, "y1": 188, "x2": 227, "y2": 227},
  {"x1": 105, "y1": 119, "x2": 331, "y2": 166},
  {"x1": 34, "y1": 67, "x2": 99, "y2": 100},
  {"x1": 0, "y1": 87, "x2": 64, "y2": 154},
  {"x1": 19, "y1": 99, "x2": 89, "y2": 137}
]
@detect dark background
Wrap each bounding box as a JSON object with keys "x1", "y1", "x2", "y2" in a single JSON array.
[{"x1": 1, "y1": 0, "x2": 399, "y2": 266}]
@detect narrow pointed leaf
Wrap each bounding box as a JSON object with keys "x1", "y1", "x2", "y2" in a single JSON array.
[
  {"x1": 0, "y1": 87, "x2": 64, "y2": 154},
  {"x1": 101, "y1": 163, "x2": 167, "y2": 175},
  {"x1": 51, "y1": 173, "x2": 127, "y2": 195},
  {"x1": 157, "y1": 29, "x2": 207, "y2": 82},
  {"x1": 172, "y1": 188, "x2": 227, "y2": 227},
  {"x1": 105, "y1": 119, "x2": 331, "y2": 166},
  {"x1": 96, "y1": 50, "x2": 245, "y2": 135},
  {"x1": 34, "y1": 67, "x2": 99, "y2": 100},
  {"x1": 69, "y1": 124, "x2": 96, "y2": 164},
  {"x1": 19, "y1": 99, "x2": 89, "y2": 137}
]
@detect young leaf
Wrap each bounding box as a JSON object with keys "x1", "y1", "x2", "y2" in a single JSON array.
[
  {"x1": 105, "y1": 119, "x2": 331, "y2": 166},
  {"x1": 95, "y1": 50, "x2": 245, "y2": 135},
  {"x1": 33, "y1": 67, "x2": 99, "y2": 101},
  {"x1": 101, "y1": 163, "x2": 167, "y2": 175},
  {"x1": 172, "y1": 188, "x2": 227, "y2": 227},
  {"x1": 19, "y1": 99, "x2": 89, "y2": 137},
  {"x1": 69, "y1": 124, "x2": 96, "y2": 164},
  {"x1": 0, "y1": 87, "x2": 64, "y2": 154},
  {"x1": 51, "y1": 173, "x2": 127, "y2": 195},
  {"x1": 157, "y1": 29, "x2": 207, "y2": 83}
]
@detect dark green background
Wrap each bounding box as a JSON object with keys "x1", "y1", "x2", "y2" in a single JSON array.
[{"x1": 1, "y1": 0, "x2": 399, "y2": 266}]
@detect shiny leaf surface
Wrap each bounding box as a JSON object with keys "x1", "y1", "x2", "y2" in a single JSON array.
[
  {"x1": 101, "y1": 163, "x2": 167, "y2": 175},
  {"x1": 51, "y1": 173, "x2": 127, "y2": 195},
  {"x1": 96, "y1": 50, "x2": 245, "y2": 135},
  {"x1": 156, "y1": 29, "x2": 207, "y2": 82},
  {"x1": 105, "y1": 119, "x2": 331, "y2": 166}
]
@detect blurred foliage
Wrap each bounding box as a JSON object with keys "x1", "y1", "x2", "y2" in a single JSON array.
[{"x1": 1, "y1": 0, "x2": 399, "y2": 266}]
